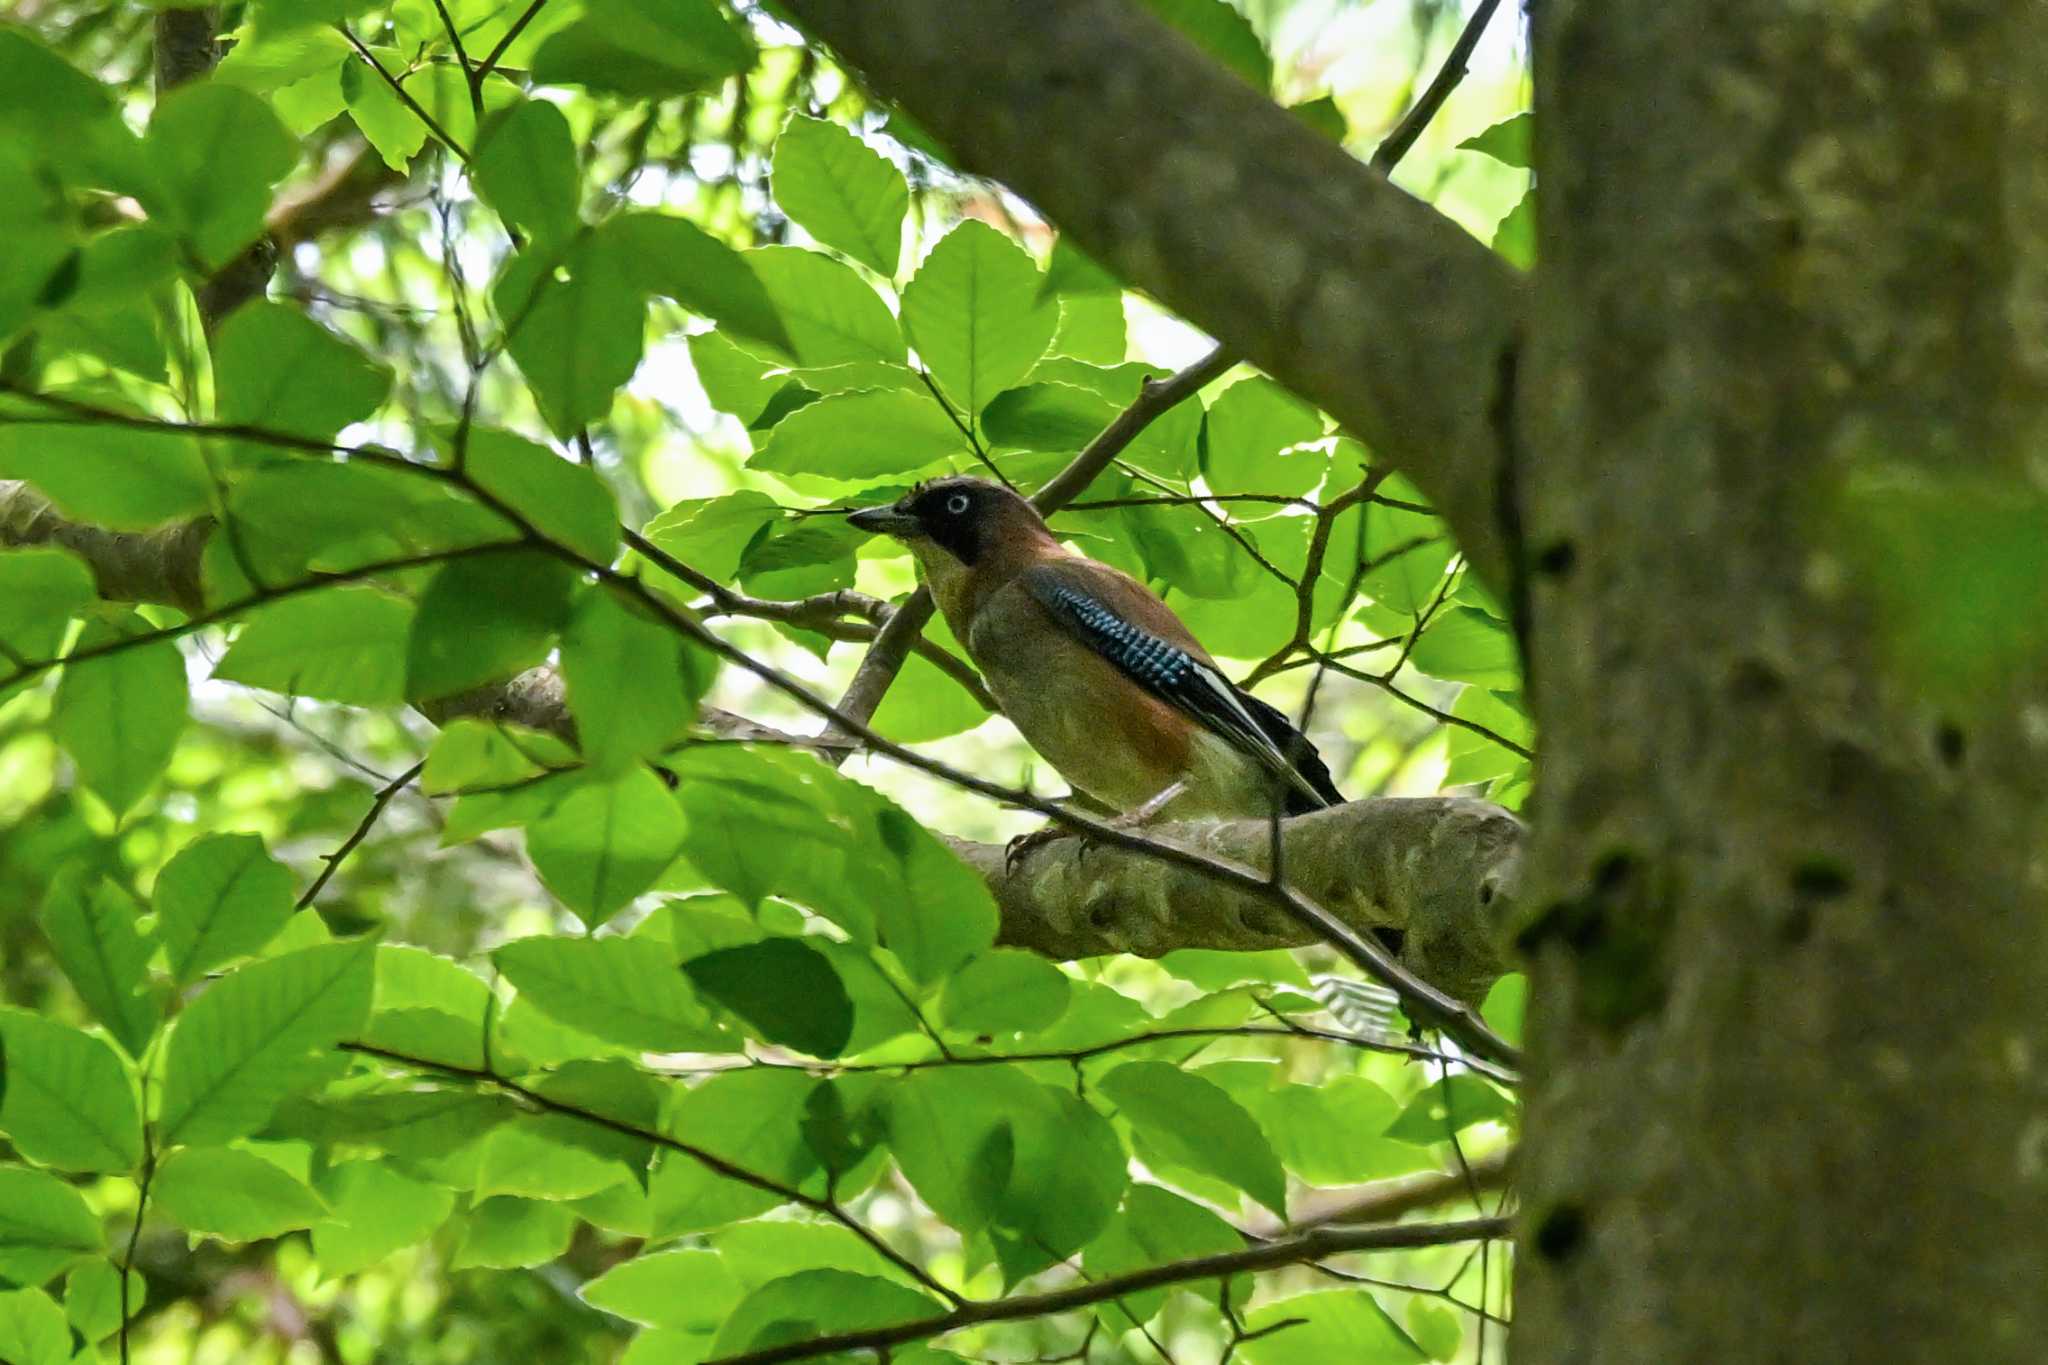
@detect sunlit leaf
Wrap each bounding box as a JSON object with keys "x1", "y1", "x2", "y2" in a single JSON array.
[
  {"x1": 525, "y1": 770, "x2": 689, "y2": 927},
  {"x1": 215, "y1": 588, "x2": 414, "y2": 706},
  {"x1": 154, "y1": 832, "x2": 296, "y2": 985},
  {"x1": 0, "y1": 1167, "x2": 101, "y2": 1286},
  {"x1": 152, "y1": 1146, "x2": 328, "y2": 1242},
  {"x1": 473, "y1": 100, "x2": 580, "y2": 245},
  {"x1": 494, "y1": 934, "x2": 725, "y2": 1051},
  {"x1": 212, "y1": 299, "x2": 391, "y2": 440},
  {"x1": 0, "y1": 1011, "x2": 141, "y2": 1173},
  {"x1": 53, "y1": 613, "x2": 188, "y2": 817},
  {"x1": 158, "y1": 939, "x2": 377, "y2": 1148},
  {"x1": 901, "y1": 221, "x2": 1058, "y2": 420},
  {"x1": 771, "y1": 114, "x2": 908, "y2": 277},
  {"x1": 1098, "y1": 1059, "x2": 1286, "y2": 1214}
]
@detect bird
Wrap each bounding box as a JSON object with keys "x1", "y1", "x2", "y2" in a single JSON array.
[{"x1": 846, "y1": 476, "x2": 1346, "y2": 849}]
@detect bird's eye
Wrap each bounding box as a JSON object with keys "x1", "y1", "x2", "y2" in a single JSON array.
[{"x1": 945, "y1": 493, "x2": 971, "y2": 515}]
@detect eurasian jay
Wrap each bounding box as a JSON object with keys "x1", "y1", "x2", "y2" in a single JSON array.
[{"x1": 847, "y1": 477, "x2": 1344, "y2": 833}]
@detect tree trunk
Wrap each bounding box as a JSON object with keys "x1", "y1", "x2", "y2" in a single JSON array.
[{"x1": 1514, "y1": 1, "x2": 2048, "y2": 1359}]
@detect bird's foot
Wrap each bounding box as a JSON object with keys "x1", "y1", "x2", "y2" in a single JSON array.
[{"x1": 1004, "y1": 824, "x2": 1075, "y2": 876}]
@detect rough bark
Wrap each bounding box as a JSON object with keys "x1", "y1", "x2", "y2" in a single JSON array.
[
  {"x1": 1514, "y1": 2, "x2": 2048, "y2": 1359},
  {"x1": 776, "y1": 0, "x2": 1524, "y2": 589},
  {"x1": 961, "y1": 797, "x2": 1522, "y2": 1004}
]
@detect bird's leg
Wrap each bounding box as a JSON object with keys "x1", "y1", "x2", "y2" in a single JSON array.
[{"x1": 1003, "y1": 781, "x2": 1189, "y2": 875}]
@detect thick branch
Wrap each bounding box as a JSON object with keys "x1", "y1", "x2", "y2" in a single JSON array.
[
  {"x1": 957, "y1": 796, "x2": 1523, "y2": 1005},
  {"x1": 779, "y1": 0, "x2": 1524, "y2": 587}
]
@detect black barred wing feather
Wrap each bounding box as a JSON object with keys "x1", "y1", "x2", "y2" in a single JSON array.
[{"x1": 1026, "y1": 571, "x2": 1339, "y2": 813}]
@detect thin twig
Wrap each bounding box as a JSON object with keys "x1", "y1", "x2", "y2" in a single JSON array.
[
  {"x1": 340, "y1": 1040, "x2": 962, "y2": 1306},
  {"x1": 698, "y1": 1215, "x2": 1508, "y2": 1365},
  {"x1": 339, "y1": 26, "x2": 473, "y2": 162},
  {"x1": 1369, "y1": 0, "x2": 1509, "y2": 175},
  {"x1": 296, "y1": 761, "x2": 427, "y2": 911}
]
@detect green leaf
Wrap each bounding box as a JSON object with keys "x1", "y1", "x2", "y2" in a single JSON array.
[
  {"x1": 580, "y1": 1248, "x2": 743, "y2": 1330},
  {"x1": 153, "y1": 832, "x2": 296, "y2": 985},
  {"x1": 63, "y1": 1259, "x2": 142, "y2": 1344},
  {"x1": 493, "y1": 235, "x2": 647, "y2": 437},
  {"x1": 451, "y1": 1197, "x2": 577, "y2": 1270},
  {"x1": 405, "y1": 548, "x2": 581, "y2": 701},
  {"x1": 771, "y1": 114, "x2": 907, "y2": 277},
  {"x1": 0, "y1": 548, "x2": 94, "y2": 670},
  {"x1": 151, "y1": 1146, "x2": 328, "y2": 1242},
  {"x1": 1241, "y1": 1290, "x2": 1429, "y2": 1365},
  {"x1": 940, "y1": 950, "x2": 1070, "y2": 1036},
  {"x1": 682, "y1": 938, "x2": 853, "y2": 1057},
  {"x1": 1408, "y1": 1300, "x2": 1463, "y2": 1361},
  {"x1": 1141, "y1": 0, "x2": 1272, "y2": 89},
  {"x1": 215, "y1": 588, "x2": 413, "y2": 705},
  {"x1": 667, "y1": 748, "x2": 997, "y2": 982},
  {"x1": 687, "y1": 331, "x2": 783, "y2": 422},
  {"x1": 1482, "y1": 973, "x2": 1527, "y2": 1048},
  {"x1": 1460, "y1": 112, "x2": 1532, "y2": 168},
  {"x1": 1050, "y1": 293, "x2": 1127, "y2": 364},
  {"x1": 641, "y1": 490, "x2": 782, "y2": 582},
  {"x1": 901, "y1": 221, "x2": 1058, "y2": 419},
  {"x1": 1492, "y1": 188, "x2": 1535, "y2": 270},
  {"x1": 750, "y1": 387, "x2": 965, "y2": 481},
  {"x1": 212, "y1": 300, "x2": 391, "y2": 440},
  {"x1": 1098, "y1": 1059, "x2": 1286, "y2": 1214},
  {"x1": 39, "y1": 875, "x2": 156, "y2": 1057},
  {"x1": 1249, "y1": 1077, "x2": 1420, "y2": 1185},
  {"x1": 526, "y1": 770, "x2": 689, "y2": 927},
  {"x1": 143, "y1": 82, "x2": 296, "y2": 266},
  {"x1": 561, "y1": 588, "x2": 706, "y2": 773},
  {"x1": 602, "y1": 213, "x2": 791, "y2": 356},
  {"x1": 0, "y1": 420, "x2": 210, "y2": 529},
  {"x1": 0, "y1": 1167, "x2": 101, "y2": 1285},
  {"x1": 311, "y1": 1162, "x2": 456, "y2": 1276},
  {"x1": 868, "y1": 638, "x2": 987, "y2": 745},
  {"x1": 460, "y1": 427, "x2": 620, "y2": 565},
  {"x1": 53, "y1": 614, "x2": 188, "y2": 816},
  {"x1": 1289, "y1": 94, "x2": 1347, "y2": 142},
  {"x1": 886, "y1": 1067, "x2": 1127, "y2": 1273},
  {"x1": 530, "y1": 0, "x2": 753, "y2": 97},
  {"x1": 745, "y1": 246, "x2": 906, "y2": 372},
  {"x1": 473, "y1": 99, "x2": 580, "y2": 245},
  {"x1": 341, "y1": 52, "x2": 428, "y2": 171},
  {"x1": 1204, "y1": 376, "x2": 1325, "y2": 497},
  {"x1": 713, "y1": 1220, "x2": 916, "y2": 1291},
  {"x1": 494, "y1": 934, "x2": 724, "y2": 1051},
  {"x1": 1409, "y1": 606, "x2": 1519, "y2": 687},
  {"x1": 646, "y1": 1069, "x2": 817, "y2": 1234},
  {"x1": 712, "y1": 1270, "x2": 940, "y2": 1357},
  {"x1": 0, "y1": 1287, "x2": 68, "y2": 1365},
  {"x1": 1444, "y1": 686, "x2": 1533, "y2": 786},
  {"x1": 0, "y1": 1011, "x2": 141, "y2": 1173},
  {"x1": 1384, "y1": 1075, "x2": 1516, "y2": 1145},
  {"x1": 1083, "y1": 1184, "x2": 1246, "y2": 1332},
  {"x1": 157, "y1": 939, "x2": 377, "y2": 1148}
]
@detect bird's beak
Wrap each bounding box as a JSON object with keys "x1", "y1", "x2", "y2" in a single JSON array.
[{"x1": 846, "y1": 503, "x2": 924, "y2": 537}]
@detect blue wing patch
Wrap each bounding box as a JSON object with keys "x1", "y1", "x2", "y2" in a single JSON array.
[{"x1": 1027, "y1": 574, "x2": 1339, "y2": 812}]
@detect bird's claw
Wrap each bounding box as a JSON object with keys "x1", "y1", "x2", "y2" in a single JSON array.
[{"x1": 1004, "y1": 825, "x2": 1075, "y2": 876}]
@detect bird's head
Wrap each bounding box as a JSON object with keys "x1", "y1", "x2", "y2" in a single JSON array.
[{"x1": 846, "y1": 475, "x2": 1050, "y2": 568}]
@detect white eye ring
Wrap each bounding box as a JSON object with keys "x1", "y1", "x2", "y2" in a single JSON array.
[{"x1": 945, "y1": 493, "x2": 971, "y2": 515}]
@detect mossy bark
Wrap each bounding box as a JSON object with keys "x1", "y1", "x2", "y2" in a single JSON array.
[{"x1": 1514, "y1": 1, "x2": 2048, "y2": 1357}]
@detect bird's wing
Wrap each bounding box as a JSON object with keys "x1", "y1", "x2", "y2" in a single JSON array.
[{"x1": 1020, "y1": 563, "x2": 1339, "y2": 812}]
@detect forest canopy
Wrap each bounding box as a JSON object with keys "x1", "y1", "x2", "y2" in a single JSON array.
[{"x1": 0, "y1": 1, "x2": 1535, "y2": 1362}]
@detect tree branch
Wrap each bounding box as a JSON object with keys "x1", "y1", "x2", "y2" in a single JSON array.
[
  {"x1": 957, "y1": 796, "x2": 1522, "y2": 1006},
  {"x1": 700, "y1": 1213, "x2": 1509, "y2": 1365},
  {"x1": 778, "y1": 0, "x2": 1524, "y2": 588}
]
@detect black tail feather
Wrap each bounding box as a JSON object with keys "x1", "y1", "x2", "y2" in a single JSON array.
[{"x1": 1233, "y1": 689, "x2": 1345, "y2": 814}]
